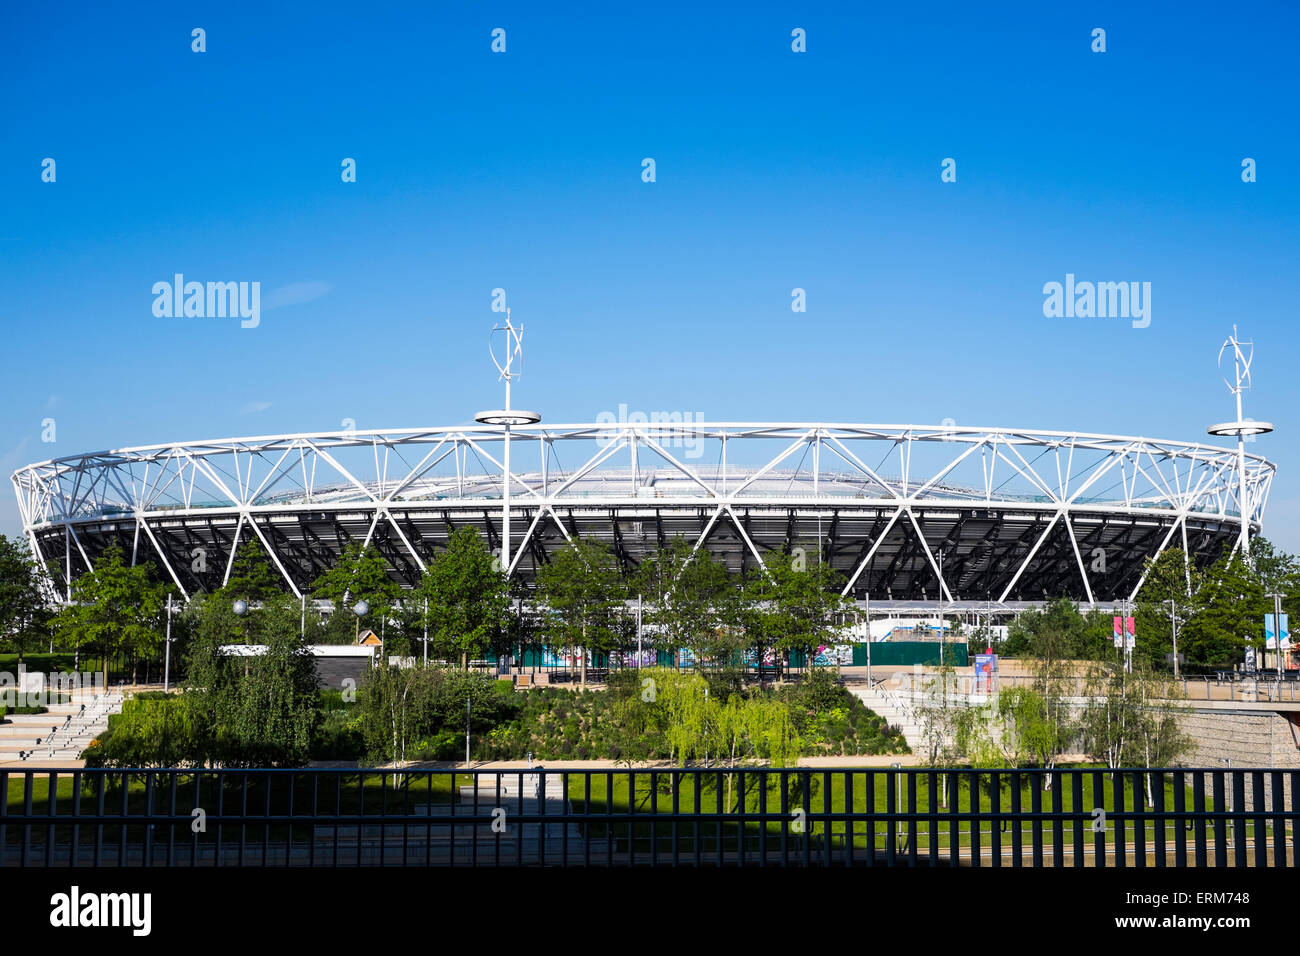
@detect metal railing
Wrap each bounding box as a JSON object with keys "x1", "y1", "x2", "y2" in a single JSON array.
[
  {"x1": 964, "y1": 672, "x2": 1300, "y2": 703},
  {"x1": 46, "y1": 693, "x2": 123, "y2": 757},
  {"x1": 2, "y1": 766, "x2": 1295, "y2": 867}
]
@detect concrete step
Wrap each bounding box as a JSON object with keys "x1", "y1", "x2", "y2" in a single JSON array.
[
  {"x1": 851, "y1": 689, "x2": 927, "y2": 750},
  {"x1": 0, "y1": 745, "x2": 86, "y2": 759},
  {"x1": 0, "y1": 717, "x2": 109, "y2": 734},
  {"x1": 0, "y1": 735, "x2": 100, "y2": 750},
  {"x1": 1, "y1": 710, "x2": 83, "y2": 723}
]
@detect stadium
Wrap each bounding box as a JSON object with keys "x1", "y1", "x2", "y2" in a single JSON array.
[{"x1": 9, "y1": 419, "x2": 1275, "y2": 614}]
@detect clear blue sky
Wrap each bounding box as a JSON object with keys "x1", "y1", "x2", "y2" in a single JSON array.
[{"x1": 1, "y1": 1, "x2": 1298, "y2": 548}]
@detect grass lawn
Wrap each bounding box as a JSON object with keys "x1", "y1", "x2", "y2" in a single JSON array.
[{"x1": 0, "y1": 653, "x2": 97, "y2": 675}]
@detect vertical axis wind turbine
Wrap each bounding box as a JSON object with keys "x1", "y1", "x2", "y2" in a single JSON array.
[
  {"x1": 1207, "y1": 325, "x2": 1272, "y2": 561},
  {"x1": 475, "y1": 309, "x2": 541, "y2": 576}
]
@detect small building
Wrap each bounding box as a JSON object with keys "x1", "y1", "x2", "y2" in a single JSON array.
[{"x1": 219, "y1": 644, "x2": 378, "y2": 690}]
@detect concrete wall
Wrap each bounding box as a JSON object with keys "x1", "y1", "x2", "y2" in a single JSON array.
[
  {"x1": 1179, "y1": 708, "x2": 1300, "y2": 809},
  {"x1": 316, "y1": 657, "x2": 370, "y2": 692}
]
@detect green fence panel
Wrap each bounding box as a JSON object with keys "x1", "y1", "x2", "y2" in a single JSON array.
[{"x1": 851, "y1": 641, "x2": 969, "y2": 666}]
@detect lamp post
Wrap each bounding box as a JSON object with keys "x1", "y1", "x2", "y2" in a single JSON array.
[
  {"x1": 352, "y1": 599, "x2": 368, "y2": 645},
  {"x1": 163, "y1": 594, "x2": 176, "y2": 692},
  {"x1": 937, "y1": 548, "x2": 947, "y2": 668},
  {"x1": 1207, "y1": 326, "x2": 1273, "y2": 562},
  {"x1": 233, "y1": 599, "x2": 249, "y2": 676},
  {"x1": 474, "y1": 309, "x2": 541, "y2": 579},
  {"x1": 1162, "y1": 598, "x2": 1184, "y2": 680}
]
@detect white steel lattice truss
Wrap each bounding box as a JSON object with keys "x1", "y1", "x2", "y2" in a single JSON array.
[{"x1": 10, "y1": 423, "x2": 1275, "y2": 609}]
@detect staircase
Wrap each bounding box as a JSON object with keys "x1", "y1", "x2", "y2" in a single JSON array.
[
  {"x1": 0, "y1": 690, "x2": 124, "y2": 765},
  {"x1": 851, "y1": 682, "x2": 926, "y2": 751}
]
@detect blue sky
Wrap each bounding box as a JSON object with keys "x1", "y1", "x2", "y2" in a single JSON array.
[{"x1": 1, "y1": 1, "x2": 1298, "y2": 548}]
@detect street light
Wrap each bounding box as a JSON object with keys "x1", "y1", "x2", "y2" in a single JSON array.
[
  {"x1": 352, "y1": 599, "x2": 368, "y2": 647},
  {"x1": 937, "y1": 548, "x2": 947, "y2": 667},
  {"x1": 233, "y1": 599, "x2": 250, "y2": 676},
  {"x1": 474, "y1": 309, "x2": 541, "y2": 578},
  {"x1": 1162, "y1": 598, "x2": 1186, "y2": 680},
  {"x1": 1207, "y1": 326, "x2": 1273, "y2": 561},
  {"x1": 163, "y1": 594, "x2": 177, "y2": 692}
]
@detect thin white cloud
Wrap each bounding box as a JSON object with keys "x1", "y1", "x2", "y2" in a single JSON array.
[
  {"x1": 240, "y1": 401, "x2": 273, "y2": 414},
  {"x1": 262, "y1": 281, "x2": 332, "y2": 311}
]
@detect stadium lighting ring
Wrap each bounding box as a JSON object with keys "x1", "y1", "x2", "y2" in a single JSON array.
[
  {"x1": 10, "y1": 421, "x2": 1276, "y2": 613},
  {"x1": 1208, "y1": 421, "x2": 1273, "y2": 436},
  {"x1": 474, "y1": 409, "x2": 541, "y2": 425}
]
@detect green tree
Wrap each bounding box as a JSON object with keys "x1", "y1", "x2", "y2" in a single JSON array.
[
  {"x1": 1079, "y1": 658, "x2": 1193, "y2": 804},
  {"x1": 418, "y1": 528, "x2": 511, "y2": 670},
  {"x1": 311, "y1": 542, "x2": 402, "y2": 641},
  {"x1": 536, "y1": 539, "x2": 628, "y2": 687},
  {"x1": 1079, "y1": 659, "x2": 1139, "y2": 770},
  {"x1": 1003, "y1": 597, "x2": 1109, "y2": 661},
  {"x1": 220, "y1": 595, "x2": 320, "y2": 767},
  {"x1": 175, "y1": 593, "x2": 320, "y2": 766},
  {"x1": 914, "y1": 663, "x2": 968, "y2": 804},
  {"x1": 739, "y1": 551, "x2": 853, "y2": 683},
  {"x1": 362, "y1": 662, "x2": 435, "y2": 772},
  {"x1": 1179, "y1": 549, "x2": 1268, "y2": 670},
  {"x1": 53, "y1": 545, "x2": 166, "y2": 685},
  {"x1": 1133, "y1": 547, "x2": 1201, "y2": 670},
  {"x1": 634, "y1": 537, "x2": 737, "y2": 668},
  {"x1": 181, "y1": 593, "x2": 243, "y2": 761},
  {"x1": 0, "y1": 535, "x2": 53, "y2": 663},
  {"x1": 223, "y1": 536, "x2": 285, "y2": 602}
]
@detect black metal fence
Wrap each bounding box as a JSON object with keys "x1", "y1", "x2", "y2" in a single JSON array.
[{"x1": 2, "y1": 766, "x2": 1296, "y2": 867}]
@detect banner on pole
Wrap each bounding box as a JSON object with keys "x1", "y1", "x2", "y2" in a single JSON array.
[
  {"x1": 1265, "y1": 613, "x2": 1290, "y2": 648},
  {"x1": 1113, "y1": 616, "x2": 1135, "y2": 649}
]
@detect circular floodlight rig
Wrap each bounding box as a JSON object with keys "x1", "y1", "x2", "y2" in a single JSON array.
[
  {"x1": 475, "y1": 309, "x2": 541, "y2": 576},
  {"x1": 1207, "y1": 325, "x2": 1273, "y2": 560}
]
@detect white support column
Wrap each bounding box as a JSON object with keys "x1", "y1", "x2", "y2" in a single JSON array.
[
  {"x1": 841, "y1": 507, "x2": 904, "y2": 596},
  {"x1": 222, "y1": 515, "x2": 244, "y2": 588},
  {"x1": 246, "y1": 516, "x2": 303, "y2": 599},
  {"x1": 997, "y1": 512, "x2": 1061, "y2": 603},
  {"x1": 1064, "y1": 515, "x2": 1096, "y2": 607},
  {"x1": 139, "y1": 518, "x2": 190, "y2": 601}
]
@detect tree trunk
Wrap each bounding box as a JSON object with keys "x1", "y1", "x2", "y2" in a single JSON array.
[{"x1": 580, "y1": 620, "x2": 588, "y2": 689}]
